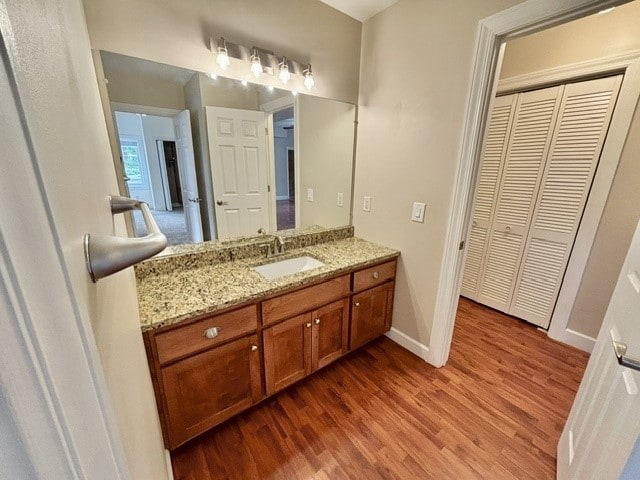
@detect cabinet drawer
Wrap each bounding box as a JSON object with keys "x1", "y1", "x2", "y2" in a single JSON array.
[
  {"x1": 262, "y1": 274, "x2": 350, "y2": 326},
  {"x1": 155, "y1": 305, "x2": 258, "y2": 365},
  {"x1": 353, "y1": 260, "x2": 396, "y2": 292}
]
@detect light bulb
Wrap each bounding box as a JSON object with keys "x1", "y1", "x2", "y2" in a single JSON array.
[
  {"x1": 250, "y1": 51, "x2": 263, "y2": 78},
  {"x1": 279, "y1": 58, "x2": 290, "y2": 84},
  {"x1": 304, "y1": 70, "x2": 315, "y2": 91},
  {"x1": 241, "y1": 79, "x2": 248, "y2": 87},
  {"x1": 216, "y1": 39, "x2": 230, "y2": 70}
]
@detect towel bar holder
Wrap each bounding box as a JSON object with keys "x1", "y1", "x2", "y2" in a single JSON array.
[{"x1": 84, "y1": 195, "x2": 167, "y2": 282}]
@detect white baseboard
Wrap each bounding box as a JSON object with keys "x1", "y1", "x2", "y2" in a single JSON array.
[
  {"x1": 385, "y1": 327, "x2": 431, "y2": 363},
  {"x1": 547, "y1": 328, "x2": 595, "y2": 353},
  {"x1": 165, "y1": 449, "x2": 174, "y2": 480}
]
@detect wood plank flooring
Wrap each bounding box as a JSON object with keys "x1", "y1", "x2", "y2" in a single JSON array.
[{"x1": 171, "y1": 297, "x2": 589, "y2": 479}]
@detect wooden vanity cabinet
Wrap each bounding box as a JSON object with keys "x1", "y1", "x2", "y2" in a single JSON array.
[
  {"x1": 161, "y1": 334, "x2": 262, "y2": 448},
  {"x1": 263, "y1": 298, "x2": 350, "y2": 395},
  {"x1": 144, "y1": 259, "x2": 397, "y2": 450},
  {"x1": 350, "y1": 282, "x2": 394, "y2": 350}
]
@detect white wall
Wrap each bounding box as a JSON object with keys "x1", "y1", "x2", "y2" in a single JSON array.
[
  {"x1": 500, "y1": 0, "x2": 640, "y2": 339},
  {"x1": 6, "y1": 1, "x2": 169, "y2": 478},
  {"x1": 105, "y1": 69, "x2": 186, "y2": 111},
  {"x1": 81, "y1": 0, "x2": 362, "y2": 104},
  {"x1": 298, "y1": 94, "x2": 355, "y2": 228},
  {"x1": 141, "y1": 115, "x2": 176, "y2": 210},
  {"x1": 354, "y1": 0, "x2": 521, "y2": 347}
]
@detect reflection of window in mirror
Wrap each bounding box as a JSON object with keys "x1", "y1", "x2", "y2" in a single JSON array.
[{"x1": 120, "y1": 137, "x2": 144, "y2": 184}]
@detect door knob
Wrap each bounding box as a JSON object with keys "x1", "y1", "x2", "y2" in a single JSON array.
[
  {"x1": 612, "y1": 340, "x2": 640, "y2": 371},
  {"x1": 216, "y1": 200, "x2": 229, "y2": 206},
  {"x1": 472, "y1": 220, "x2": 477, "y2": 227},
  {"x1": 189, "y1": 197, "x2": 201, "y2": 203},
  {"x1": 505, "y1": 225, "x2": 512, "y2": 232}
]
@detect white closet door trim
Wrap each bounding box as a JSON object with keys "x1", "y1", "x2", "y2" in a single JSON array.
[
  {"x1": 548, "y1": 59, "x2": 640, "y2": 351},
  {"x1": 498, "y1": 50, "x2": 640, "y2": 95},
  {"x1": 429, "y1": 0, "x2": 626, "y2": 368}
]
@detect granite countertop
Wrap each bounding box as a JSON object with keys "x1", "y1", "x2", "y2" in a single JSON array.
[{"x1": 137, "y1": 236, "x2": 399, "y2": 331}]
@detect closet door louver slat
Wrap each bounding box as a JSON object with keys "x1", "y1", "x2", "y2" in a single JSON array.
[
  {"x1": 477, "y1": 86, "x2": 563, "y2": 312},
  {"x1": 461, "y1": 95, "x2": 517, "y2": 299},
  {"x1": 510, "y1": 75, "x2": 623, "y2": 328}
]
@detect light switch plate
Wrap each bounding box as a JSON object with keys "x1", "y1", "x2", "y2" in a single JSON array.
[
  {"x1": 307, "y1": 188, "x2": 314, "y2": 202},
  {"x1": 412, "y1": 202, "x2": 426, "y2": 223},
  {"x1": 363, "y1": 195, "x2": 371, "y2": 212},
  {"x1": 337, "y1": 192, "x2": 344, "y2": 207}
]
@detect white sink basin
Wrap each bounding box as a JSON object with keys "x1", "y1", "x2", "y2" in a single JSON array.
[{"x1": 253, "y1": 256, "x2": 325, "y2": 280}]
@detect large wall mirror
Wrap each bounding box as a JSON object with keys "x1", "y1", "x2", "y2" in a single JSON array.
[{"x1": 99, "y1": 51, "x2": 357, "y2": 246}]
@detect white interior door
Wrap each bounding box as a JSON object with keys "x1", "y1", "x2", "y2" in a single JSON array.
[
  {"x1": 558, "y1": 215, "x2": 640, "y2": 479},
  {"x1": 510, "y1": 75, "x2": 623, "y2": 328},
  {"x1": 461, "y1": 94, "x2": 517, "y2": 300},
  {"x1": 477, "y1": 86, "x2": 563, "y2": 311},
  {"x1": 206, "y1": 106, "x2": 270, "y2": 239},
  {"x1": 173, "y1": 109, "x2": 203, "y2": 243}
]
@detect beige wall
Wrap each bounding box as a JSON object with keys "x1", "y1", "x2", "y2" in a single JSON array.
[
  {"x1": 501, "y1": 1, "x2": 640, "y2": 79},
  {"x1": 14, "y1": 0, "x2": 168, "y2": 478},
  {"x1": 81, "y1": 0, "x2": 362, "y2": 104},
  {"x1": 500, "y1": 0, "x2": 640, "y2": 339},
  {"x1": 354, "y1": 0, "x2": 521, "y2": 346},
  {"x1": 106, "y1": 69, "x2": 185, "y2": 110},
  {"x1": 298, "y1": 95, "x2": 355, "y2": 228},
  {"x1": 568, "y1": 103, "x2": 640, "y2": 338},
  {"x1": 201, "y1": 75, "x2": 260, "y2": 110}
]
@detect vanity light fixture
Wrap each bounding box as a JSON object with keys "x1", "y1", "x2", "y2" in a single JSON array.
[
  {"x1": 303, "y1": 65, "x2": 315, "y2": 91},
  {"x1": 278, "y1": 57, "x2": 291, "y2": 84},
  {"x1": 250, "y1": 48, "x2": 263, "y2": 78},
  {"x1": 216, "y1": 38, "x2": 230, "y2": 70}
]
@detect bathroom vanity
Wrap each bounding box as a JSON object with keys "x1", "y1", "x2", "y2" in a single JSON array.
[{"x1": 137, "y1": 228, "x2": 399, "y2": 449}]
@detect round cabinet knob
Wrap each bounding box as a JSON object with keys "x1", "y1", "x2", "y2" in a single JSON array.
[
  {"x1": 315, "y1": 318, "x2": 321, "y2": 325},
  {"x1": 306, "y1": 322, "x2": 312, "y2": 328},
  {"x1": 251, "y1": 345, "x2": 258, "y2": 352},
  {"x1": 505, "y1": 225, "x2": 512, "y2": 232},
  {"x1": 354, "y1": 302, "x2": 360, "y2": 307},
  {"x1": 372, "y1": 271, "x2": 379, "y2": 280},
  {"x1": 204, "y1": 327, "x2": 220, "y2": 339}
]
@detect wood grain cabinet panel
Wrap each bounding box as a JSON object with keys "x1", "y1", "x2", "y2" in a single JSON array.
[
  {"x1": 262, "y1": 274, "x2": 349, "y2": 326},
  {"x1": 161, "y1": 334, "x2": 262, "y2": 449},
  {"x1": 311, "y1": 299, "x2": 349, "y2": 371},
  {"x1": 155, "y1": 305, "x2": 258, "y2": 365},
  {"x1": 350, "y1": 282, "x2": 394, "y2": 350},
  {"x1": 263, "y1": 313, "x2": 313, "y2": 395}
]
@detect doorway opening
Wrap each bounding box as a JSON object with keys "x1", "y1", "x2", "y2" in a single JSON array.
[
  {"x1": 273, "y1": 107, "x2": 296, "y2": 230},
  {"x1": 114, "y1": 110, "x2": 201, "y2": 246}
]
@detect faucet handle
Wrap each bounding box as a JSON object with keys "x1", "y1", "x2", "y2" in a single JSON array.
[{"x1": 257, "y1": 227, "x2": 267, "y2": 235}]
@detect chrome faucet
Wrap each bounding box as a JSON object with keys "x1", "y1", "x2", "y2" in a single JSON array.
[{"x1": 274, "y1": 235, "x2": 286, "y2": 255}]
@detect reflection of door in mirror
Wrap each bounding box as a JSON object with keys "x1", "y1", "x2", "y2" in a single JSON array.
[
  {"x1": 206, "y1": 106, "x2": 271, "y2": 239},
  {"x1": 113, "y1": 110, "x2": 203, "y2": 245}
]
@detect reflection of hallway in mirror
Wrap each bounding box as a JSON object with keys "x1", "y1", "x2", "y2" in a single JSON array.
[
  {"x1": 276, "y1": 199, "x2": 295, "y2": 230},
  {"x1": 134, "y1": 208, "x2": 190, "y2": 246}
]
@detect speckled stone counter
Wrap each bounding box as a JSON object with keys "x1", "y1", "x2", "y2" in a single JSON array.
[{"x1": 136, "y1": 236, "x2": 399, "y2": 331}]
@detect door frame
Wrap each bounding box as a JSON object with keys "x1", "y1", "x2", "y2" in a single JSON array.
[
  {"x1": 430, "y1": 0, "x2": 631, "y2": 367},
  {"x1": 156, "y1": 138, "x2": 179, "y2": 211},
  {"x1": 261, "y1": 95, "x2": 300, "y2": 230}
]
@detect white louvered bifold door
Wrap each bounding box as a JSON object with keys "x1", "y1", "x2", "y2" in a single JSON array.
[
  {"x1": 461, "y1": 94, "x2": 517, "y2": 300},
  {"x1": 477, "y1": 86, "x2": 563, "y2": 312},
  {"x1": 509, "y1": 75, "x2": 623, "y2": 328}
]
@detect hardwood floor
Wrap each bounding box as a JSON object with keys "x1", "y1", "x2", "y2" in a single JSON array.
[{"x1": 171, "y1": 297, "x2": 589, "y2": 479}]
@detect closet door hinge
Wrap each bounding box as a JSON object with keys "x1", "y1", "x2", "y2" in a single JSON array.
[{"x1": 459, "y1": 241, "x2": 465, "y2": 251}]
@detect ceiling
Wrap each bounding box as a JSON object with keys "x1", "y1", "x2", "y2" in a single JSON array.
[{"x1": 318, "y1": 0, "x2": 399, "y2": 22}]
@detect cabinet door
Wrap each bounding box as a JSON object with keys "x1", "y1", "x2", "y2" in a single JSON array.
[
  {"x1": 161, "y1": 334, "x2": 262, "y2": 449},
  {"x1": 263, "y1": 313, "x2": 313, "y2": 395},
  {"x1": 462, "y1": 94, "x2": 517, "y2": 300},
  {"x1": 350, "y1": 282, "x2": 394, "y2": 350},
  {"x1": 477, "y1": 86, "x2": 563, "y2": 312},
  {"x1": 510, "y1": 75, "x2": 623, "y2": 328},
  {"x1": 311, "y1": 298, "x2": 349, "y2": 371}
]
